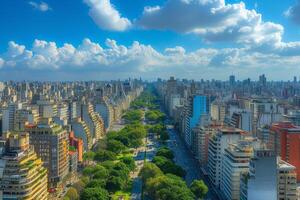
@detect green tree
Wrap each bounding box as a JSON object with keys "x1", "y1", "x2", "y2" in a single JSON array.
[
  {"x1": 123, "y1": 109, "x2": 143, "y2": 122},
  {"x1": 106, "y1": 139, "x2": 126, "y2": 154},
  {"x1": 86, "y1": 179, "x2": 106, "y2": 188},
  {"x1": 106, "y1": 176, "x2": 125, "y2": 192},
  {"x1": 156, "y1": 147, "x2": 174, "y2": 160},
  {"x1": 83, "y1": 151, "x2": 95, "y2": 161},
  {"x1": 159, "y1": 131, "x2": 170, "y2": 141},
  {"x1": 120, "y1": 156, "x2": 136, "y2": 171},
  {"x1": 190, "y1": 180, "x2": 209, "y2": 199},
  {"x1": 139, "y1": 162, "x2": 163, "y2": 183},
  {"x1": 93, "y1": 166, "x2": 109, "y2": 180},
  {"x1": 65, "y1": 187, "x2": 79, "y2": 200},
  {"x1": 153, "y1": 156, "x2": 186, "y2": 177},
  {"x1": 100, "y1": 161, "x2": 115, "y2": 170},
  {"x1": 82, "y1": 167, "x2": 95, "y2": 178},
  {"x1": 80, "y1": 188, "x2": 109, "y2": 200},
  {"x1": 94, "y1": 150, "x2": 117, "y2": 162},
  {"x1": 145, "y1": 174, "x2": 194, "y2": 200}
]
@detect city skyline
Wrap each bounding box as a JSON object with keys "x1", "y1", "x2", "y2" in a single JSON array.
[{"x1": 1, "y1": 0, "x2": 300, "y2": 80}]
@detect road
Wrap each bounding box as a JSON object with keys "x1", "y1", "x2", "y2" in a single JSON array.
[
  {"x1": 166, "y1": 123, "x2": 219, "y2": 200},
  {"x1": 131, "y1": 132, "x2": 159, "y2": 200}
]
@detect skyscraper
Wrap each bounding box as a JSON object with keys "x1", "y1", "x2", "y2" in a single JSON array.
[{"x1": 229, "y1": 75, "x2": 236, "y2": 86}]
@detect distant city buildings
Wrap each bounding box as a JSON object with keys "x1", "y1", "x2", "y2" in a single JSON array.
[
  {"x1": 0, "y1": 79, "x2": 143, "y2": 196},
  {"x1": 155, "y1": 76, "x2": 300, "y2": 199}
]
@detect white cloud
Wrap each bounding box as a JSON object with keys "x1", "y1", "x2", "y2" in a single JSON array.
[
  {"x1": 1, "y1": 38, "x2": 300, "y2": 80},
  {"x1": 0, "y1": 58, "x2": 4, "y2": 68},
  {"x1": 285, "y1": 0, "x2": 300, "y2": 25},
  {"x1": 29, "y1": 1, "x2": 51, "y2": 12},
  {"x1": 137, "y1": 0, "x2": 300, "y2": 53},
  {"x1": 84, "y1": 0, "x2": 131, "y2": 31}
]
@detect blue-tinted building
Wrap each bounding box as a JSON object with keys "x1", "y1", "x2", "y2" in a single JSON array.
[
  {"x1": 184, "y1": 95, "x2": 207, "y2": 147},
  {"x1": 190, "y1": 95, "x2": 207, "y2": 129}
]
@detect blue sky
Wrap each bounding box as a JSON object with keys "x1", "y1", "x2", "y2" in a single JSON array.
[{"x1": 0, "y1": 0, "x2": 300, "y2": 80}]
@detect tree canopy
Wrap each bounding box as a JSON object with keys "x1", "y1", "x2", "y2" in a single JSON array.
[
  {"x1": 190, "y1": 180, "x2": 209, "y2": 199},
  {"x1": 80, "y1": 187, "x2": 109, "y2": 200}
]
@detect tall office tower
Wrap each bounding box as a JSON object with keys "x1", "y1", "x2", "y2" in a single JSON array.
[
  {"x1": 221, "y1": 138, "x2": 261, "y2": 200},
  {"x1": 229, "y1": 75, "x2": 236, "y2": 86},
  {"x1": 210, "y1": 100, "x2": 226, "y2": 123},
  {"x1": 183, "y1": 95, "x2": 207, "y2": 147},
  {"x1": 71, "y1": 118, "x2": 92, "y2": 151},
  {"x1": 68, "y1": 101, "x2": 77, "y2": 120},
  {"x1": 165, "y1": 77, "x2": 178, "y2": 113},
  {"x1": 240, "y1": 150, "x2": 297, "y2": 200},
  {"x1": 230, "y1": 110, "x2": 252, "y2": 132},
  {"x1": 208, "y1": 127, "x2": 245, "y2": 188},
  {"x1": 0, "y1": 132, "x2": 48, "y2": 200},
  {"x1": 269, "y1": 122, "x2": 300, "y2": 181},
  {"x1": 259, "y1": 74, "x2": 267, "y2": 87},
  {"x1": 25, "y1": 118, "x2": 69, "y2": 188}
]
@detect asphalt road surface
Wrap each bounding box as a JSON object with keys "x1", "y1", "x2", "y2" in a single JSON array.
[{"x1": 166, "y1": 123, "x2": 220, "y2": 200}]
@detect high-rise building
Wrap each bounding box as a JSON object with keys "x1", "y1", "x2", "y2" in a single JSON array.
[
  {"x1": 81, "y1": 103, "x2": 105, "y2": 143},
  {"x1": 95, "y1": 95, "x2": 114, "y2": 130},
  {"x1": 259, "y1": 74, "x2": 267, "y2": 87},
  {"x1": 230, "y1": 110, "x2": 252, "y2": 132},
  {"x1": 277, "y1": 160, "x2": 297, "y2": 200},
  {"x1": 240, "y1": 149, "x2": 277, "y2": 200},
  {"x1": 208, "y1": 127, "x2": 245, "y2": 188},
  {"x1": 221, "y1": 138, "x2": 261, "y2": 200},
  {"x1": 25, "y1": 118, "x2": 69, "y2": 188},
  {"x1": 0, "y1": 132, "x2": 48, "y2": 200},
  {"x1": 2, "y1": 103, "x2": 22, "y2": 132},
  {"x1": 270, "y1": 122, "x2": 300, "y2": 181},
  {"x1": 210, "y1": 100, "x2": 226, "y2": 123},
  {"x1": 283, "y1": 110, "x2": 300, "y2": 126},
  {"x1": 191, "y1": 120, "x2": 222, "y2": 166},
  {"x1": 257, "y1": 125, "x2": 270, "y2": 144},
  {"x1": 240, "y1": 149, "x2": 297, "y2": 200},
  {"x1": 183, "y1": 95, "x2": 207, "y2": 147},
  {"x1": 13, "y1": 109, "x2": 36, "y2": 131},
  {"x1": 71, "y1": 118, "x2": 92, "y2": 151},
  {"x1": 229, "y1": 75, "x2": 236, "y2": 86}
]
